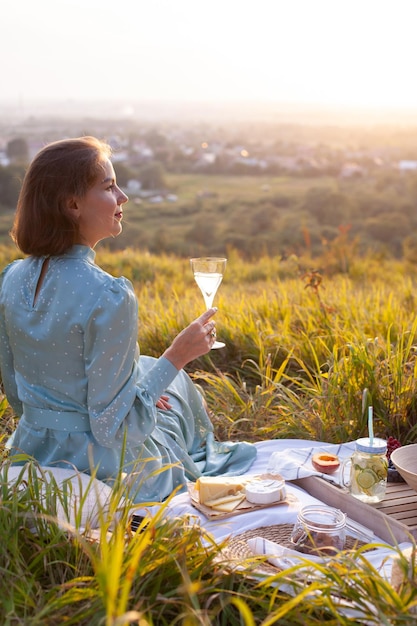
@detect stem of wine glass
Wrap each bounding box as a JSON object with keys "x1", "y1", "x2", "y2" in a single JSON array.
[{"x1": 202, "y1": 291, "x2": 215, "y2": 310}]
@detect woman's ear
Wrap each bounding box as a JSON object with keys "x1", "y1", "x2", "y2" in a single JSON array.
[{"x1": 66, "y1": 197, "x2": 80, "y2": 218}]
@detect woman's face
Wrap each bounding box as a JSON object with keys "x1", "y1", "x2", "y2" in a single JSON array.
[{"x1": 70, "y1": 158, "x2": 128, "y2": 248}]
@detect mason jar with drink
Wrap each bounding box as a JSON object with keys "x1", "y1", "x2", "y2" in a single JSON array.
[{"x1": 342, "y1": 437, "x2": 388, "y2": 503}]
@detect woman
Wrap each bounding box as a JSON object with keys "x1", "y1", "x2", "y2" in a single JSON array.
[{"x1": 0, "y1": 137, "x2": 256, "y2": 503}]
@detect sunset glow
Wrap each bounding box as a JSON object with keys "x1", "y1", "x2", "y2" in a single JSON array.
[{"x1": 2, "y1": 0, "x2": 417, "y2": 115}]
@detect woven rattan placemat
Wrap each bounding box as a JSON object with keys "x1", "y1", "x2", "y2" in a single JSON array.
[{"x1": 221, "y1": 523, "x2": 366, "y2": 575}]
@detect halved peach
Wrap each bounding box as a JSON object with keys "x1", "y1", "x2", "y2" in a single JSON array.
[{"x1": 312, "y1": 452, "x2": 340, "y2": 474}]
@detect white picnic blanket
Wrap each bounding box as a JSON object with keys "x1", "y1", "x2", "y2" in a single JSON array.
[
  {"x1": 135, "y1": 440, "x2": 330, "y2": 541},
  {"x1": 135, "y1": 440, "x2": 359, "y2": 541},
  {"x1": 266, "y1": 441, "x2": 357, "y2": 484}
]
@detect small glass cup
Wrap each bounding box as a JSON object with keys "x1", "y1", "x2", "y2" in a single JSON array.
[{"x1": 290, "y1": 505, "x2": 346, "y2": 556}]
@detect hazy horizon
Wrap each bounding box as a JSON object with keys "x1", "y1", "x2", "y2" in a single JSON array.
[{"x1": 2, "y1": 97, "x2": 417, "y2": 127}]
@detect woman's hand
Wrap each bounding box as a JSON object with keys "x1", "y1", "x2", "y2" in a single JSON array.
[
  {"x1": 156, "y1": 394, "x2": 172, "y2": 410},
  {"x1": 163, "y1": 308, "x2": 217, "y2": 371}
]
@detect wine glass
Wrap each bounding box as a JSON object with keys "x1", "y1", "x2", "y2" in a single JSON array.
[{"x1": 190, "y1": 256, "x2": 227, "y2": 349}]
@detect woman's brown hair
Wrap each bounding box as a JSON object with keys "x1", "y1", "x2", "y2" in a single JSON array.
[{"x1": 11, "y1": 136, "x2": 112, "y2": 256}]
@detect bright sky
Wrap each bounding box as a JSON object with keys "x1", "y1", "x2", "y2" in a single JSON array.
[{"x1": 3, "y1": 0, "x2": 417, "y2": 111}]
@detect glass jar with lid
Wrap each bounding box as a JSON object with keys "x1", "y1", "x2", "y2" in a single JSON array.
[{"x1": 290, "y1": 505, "x2": 346, "y2": 555}]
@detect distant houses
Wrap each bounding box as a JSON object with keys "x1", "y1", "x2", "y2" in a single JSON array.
[
  {"x1": 398, "y1": 160, "x2": 417, "y2": 172},
  {"x1": 1, "y1": 124, "x2": 417, "y2": 189}
]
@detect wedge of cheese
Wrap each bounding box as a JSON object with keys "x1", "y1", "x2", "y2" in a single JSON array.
[
  {"x1": 195, "y1": 476, "x2": 247, "y2": 510},
  {"x1": 204, "y1": 493, "x2": 246, "y2": 512}
]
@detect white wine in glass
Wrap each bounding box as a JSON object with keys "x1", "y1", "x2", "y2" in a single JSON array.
[{"x1": 190, "y1": 256, "x2": 227, "y2": 349}]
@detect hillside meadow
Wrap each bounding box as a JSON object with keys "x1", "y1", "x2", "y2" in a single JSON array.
[
  {"x1": 0, "y1": 172, "x2": 338, "y2": 257},
  {"x1": 3, "y1": 167, "x2": 417, "y2": 261},
  {"x1": 107, "y1": 169, "x2": 417, "y2": 260},
  {"x1": 94, "y1": 245, "x2": 417, "y2": 446},
  {"x1": 1, "y1": 245, "x2": 417, "y2": 624}
]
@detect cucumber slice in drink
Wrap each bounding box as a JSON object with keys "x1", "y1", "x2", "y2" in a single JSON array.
[
  {"x1": 356, "y1": 469, "x2": 378, "y2": 490},
  {"x1": 370, "y1": 458, "x2": 388, "y2": 480}
]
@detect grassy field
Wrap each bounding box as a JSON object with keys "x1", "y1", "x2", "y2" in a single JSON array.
[
  {"x1": 93, "y1": 246, "x2": 417, "y2": 445},
  {"x1": 2, "y1": 167, "x2": 417, "y2": 262},
  {"x1": 163, "y1": 173, "x2": 336, "y2": 202},
  {"x1": 1, "y1": 246, "x2": 417, "y2": 624}
]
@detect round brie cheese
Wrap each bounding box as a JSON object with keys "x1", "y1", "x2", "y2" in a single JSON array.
[{"x1": 245, "y1": 479, "x2": 286, "y2": 505}]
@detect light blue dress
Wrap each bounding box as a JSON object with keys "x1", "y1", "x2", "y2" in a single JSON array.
[{"x1": 0, "y1": 245, "x2": 256, "y2": 503}]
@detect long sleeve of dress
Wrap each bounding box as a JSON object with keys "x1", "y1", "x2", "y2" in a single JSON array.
[
  {"x1": 83, "y1": 280, "x2": 179, "y2": 448},
  {"x1": 0, "y1": 262, "x2": 23, "y2": 417}
]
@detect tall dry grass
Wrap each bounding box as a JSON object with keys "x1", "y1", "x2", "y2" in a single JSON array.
[{"x1": 94, "y1": 247, "x2": 417, "y2": 446}]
